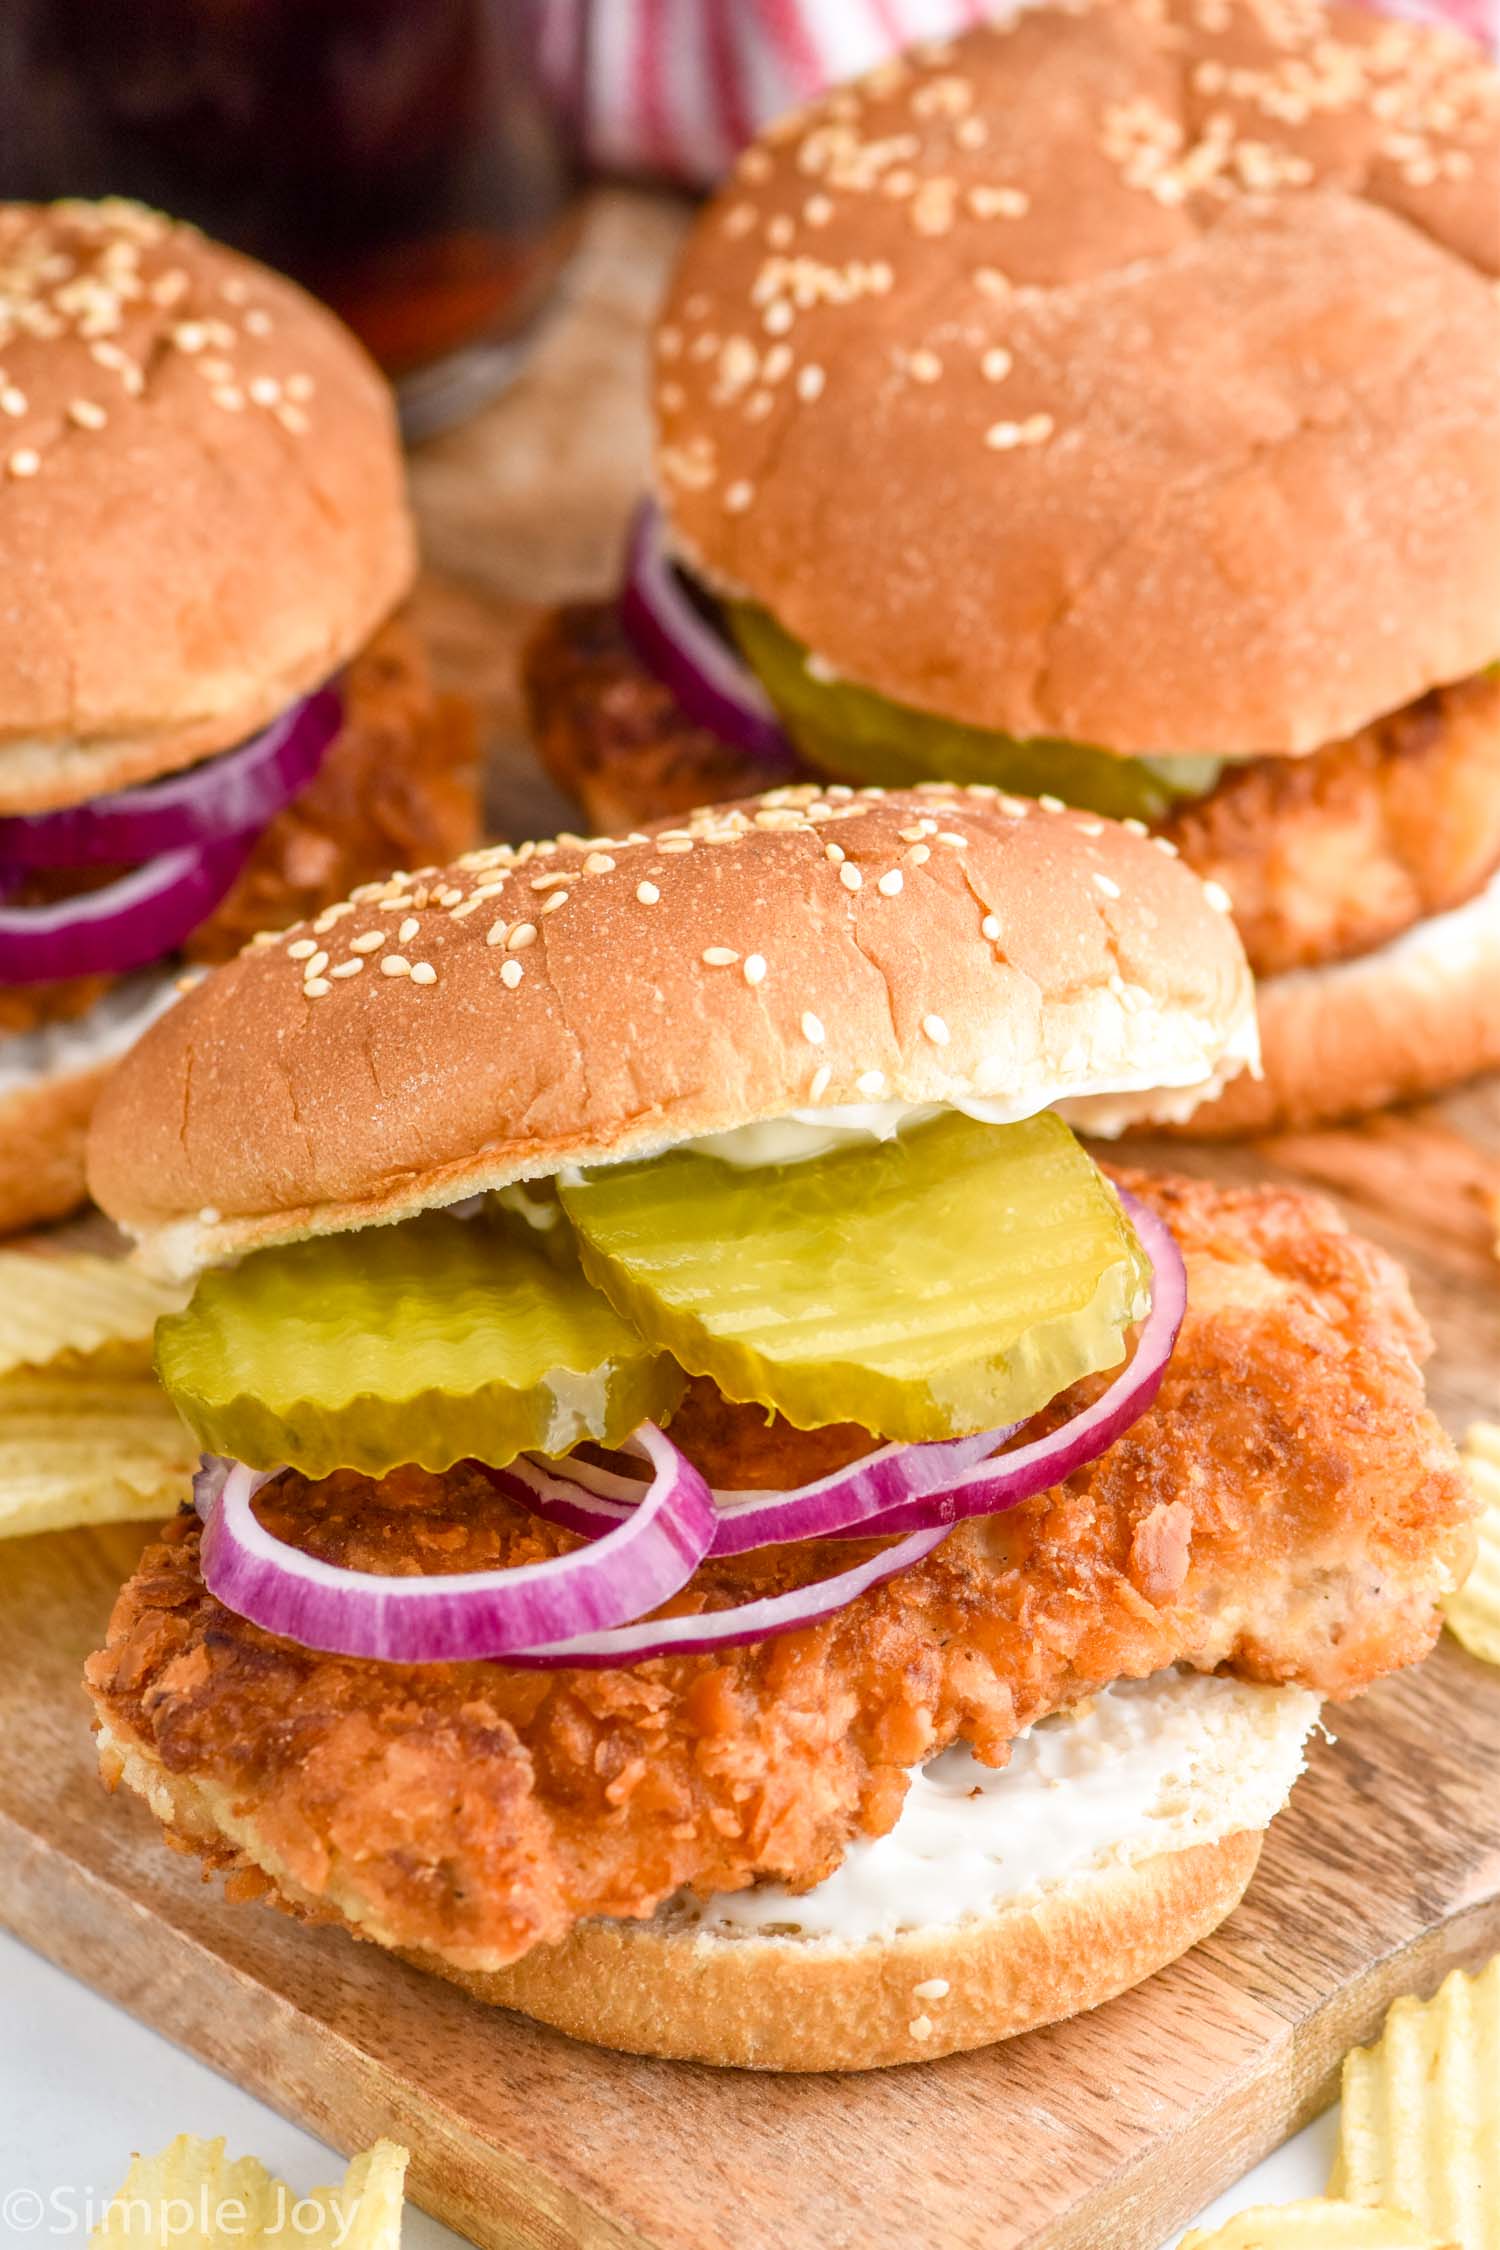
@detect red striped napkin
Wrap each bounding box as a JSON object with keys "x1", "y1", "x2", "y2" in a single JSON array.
[{"x1": 546, "y1": 0, "x2": 1498, "y2": 183}]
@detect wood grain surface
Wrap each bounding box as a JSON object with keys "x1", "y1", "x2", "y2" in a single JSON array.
[{"x1": 2, "y1": 188, "x2": 1500, "y2": 2250}]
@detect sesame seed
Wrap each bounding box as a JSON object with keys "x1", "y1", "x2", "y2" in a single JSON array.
[
  {"x1": 907, "y1": 347, "x2": 943, "y2": 382},
  {"x1": 907, "y1": 842, "x2": 931, "y2": 865},
  {"x1": 0, "y1": 387, "x2": 27, "y2": 417},
  {"x1": 763, "y1": 301, "x2": 794, "y2": 336},
  {"x1": 243, "y1": 308, "x2": 273, "y2": 336},
  {"x1": 1123, "y1": 818, "x2": 1149, "y2": 837},
  {"x1": 985, "y1": 413, "x2": 1053, "y2": 450},
  {"x1": 67, "y1": 397, "x2": 107, "y2": 429},
  {"x1": 981, "y1": 347, "x2": 1013, "y2": 381},
  {"x1": 982, "y1": 914, "x2": 1001, "y2": 941},
  {"x1": 381, "y1": 955, "x2": 411, "y2": 978},
  {"x1": 287, "y1": 938, "x2": 316, "y2": 960},
  {"x1": 725, "y1": 479, "x2": 754, "y2": 512},
  {"x1": 877, "y1": 869, "x2": 904, "y2": 897},
  {"x1": 801, "y1": 1011, "x2": 826, "y2": 1045},
  {"x1": 410, "y1": 961, "x2": 438, "y2": 985},
  {"x1": 285, "y1": 373, "x2": 315, "y2": 402},
  {"x1": 584, "y1": 851, "x2": 615, "y2": 875},
  {"x1": 703, "y1": 946, "x2": 740, "y2": 967},
  {"x1": 913, "y1": 1978, "x2": 949, "y2": 2001},
  {"x1": 840, "y1": 862, "x2": 863, "y2": 892},
  {"x1": 248, "y1": 375, "x2": 281, "y2": 406},
  {"x1": 305, "y1": 949, "x2": 328, "y2": 977},
  {"x1": 857, "y1": 1069, "x2": 886, "y2": 1097},
  {"x1": 762, "y1": 343, "x2": 794, "y2": 382},
  {"x1": 331, "y1": 958, "x2": 363, "y2": 978},
  {"x1": 937, "y1": 831, "x2": 968, "y2": 847},
  {"x1": 302, "y1": 976, "x2": 331, "y2": 997},
  {"x1": 500, "y1": 958, "x2": 524, "y2": 989},
  {"x1": 1153, "y1": 836, "x2": 1180, "y2": 857},
  {"x1": 922, "y1": 1014, "x2": 951, "y2": 1045},
  {"x1": 351, "y1": 931, "x2": 385, "y2": 953},
  {"x1": 824, "y1": 841, "x2": 845, "y2": 864},
  {"x1": 1038, "y1": 795, "x2": 1065, "y2": 813},
  {"x1": 171, "y1": 320, "x2": 207, "y2": 352},
  {"x1": 508, "y1": 923, "x2": 538, "y2": 951},
  {"x1": 743, "y1": 953, "x2": 768, "y2": 986},
  {"x1": 541, "y1": 890, "x2": 568, "y2": 915},
  {"x1": 637, "y1": 880, "x2": 661, "y2": 905},
  {"x1": 398, "y1": 916, "x2": 420, "y2": 943},
  {"x1": 7, "y1": 448, "x2": 40, "y2": 477},
  {"x1": 908, "y1": 2016, "x2": 934, "y2": 2042},
  {"x1": 1203, "y1": 879, "x2": 1233, "y2": 912},
  {"x1": 659, "y1": 838, "x2": 693, "y2": 854},
  {"x1": 796, "y1": 363, "x2": 826, "y2": 401},
  {"x1": 1093, "y1": 873, "x2": 1122, "y2": 899},
  {"x1": 810, "y1": 1064, "x2": 832, "y2": 1100},
  {"x1": 212, "y1": 385, "x2": 244, "y2": 411}
]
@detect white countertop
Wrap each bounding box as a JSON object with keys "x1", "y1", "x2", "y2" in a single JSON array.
[{"x1": 0, "y1": 1927, "x2": 1335, "y2": 2248}]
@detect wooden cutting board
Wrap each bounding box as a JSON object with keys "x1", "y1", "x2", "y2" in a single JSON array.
[{"x1": 4, "y1": 189, "x2": 1500, "y2": 2250}]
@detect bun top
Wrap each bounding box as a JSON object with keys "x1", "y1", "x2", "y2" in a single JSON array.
[
  {"x1": 86, "y1": 783, "x2": 1256, "y2": 1277},
  {"x1": 654, "y1": 0, "x2": 1500, "y2": 759},
  {"x1": 0, "y1": 200, "x2": 414, "y2": 814}
]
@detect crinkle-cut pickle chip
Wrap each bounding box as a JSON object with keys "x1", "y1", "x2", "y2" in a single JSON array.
[
  {"x1": 155, "y1": 1213, "x2": 685, "y2": 1479},
  {"x1": 730, "y1": 602, "x2": 1222, "y2": 822},
  {"x1": 559, "y1": 1110, "x2": 1153, "y2": 1442}
]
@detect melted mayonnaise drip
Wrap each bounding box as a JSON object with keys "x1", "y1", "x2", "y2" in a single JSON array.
[
  {"x1": 685, "y1": 1671, "x2": 1318, "y2": 1942},
  {"x1": 0, "y1": 969, "x2": 180, "y2": 1097}
]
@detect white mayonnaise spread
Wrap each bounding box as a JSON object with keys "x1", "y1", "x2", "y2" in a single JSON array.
[
  {"x1": 682, "y1": 1003, "x2": 1262, "y2": 1169},
  {"x1": 682, "y1": 1670, "x2": 1319, "y2": 1944},
  {"x1": 0, "y1": 969, "x2": 180, "y2": 1097}
]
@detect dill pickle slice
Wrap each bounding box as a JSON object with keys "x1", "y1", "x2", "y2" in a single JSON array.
[
  {"x1": 731, "y1": 603, "x2": 1220, "y2": 821},
  {"x1": 155, "y1": 1213, "x2": 684, "y2": 1479},
  {"x1": 558, "y1": 1112, "x2": 1151, "y2": 1442}
]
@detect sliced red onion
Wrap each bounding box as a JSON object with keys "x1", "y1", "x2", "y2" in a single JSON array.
[
  {"x1": 498, "y1": 1521, "x2": 952, "y2": 1671},
  {"x1": 509, "y1": 1425, "x2": 1014, "y2": 1554},
  {"x1": 0, "y1": 688, "x2": 343, "y2": 869},
  {"x1": 620, "y1": 499, "x2": 797, "y2": 767},
  {"x1": 0, "y1": 833, "x2": 258, "y2": 983},
  {"x1": 197, "y1": 1425, "x2": 718, "y2": 1663}
]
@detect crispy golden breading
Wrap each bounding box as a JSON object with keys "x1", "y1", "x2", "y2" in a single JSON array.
[
  {"x1": 0, "y1": 617, "x2": 477, "y2": 1035},
  {"x1": 1160, "y1": 670, "x2": 1500, "y2": 978},
  {"x1": 524, "y1": 605, "x2": 1500, "y2": 982},
  {"x1": 86, "y1": 1171, "x2": 1471, "y2": 1969}
]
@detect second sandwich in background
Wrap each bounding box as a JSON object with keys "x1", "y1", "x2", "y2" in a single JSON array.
[
  {"x1": 0, "y1": 198, "x2": 478, "y2": 1237},
  {"x1": 84, "y1": 782, "x2": 1471, "y2": 2069},
  {"x1": 527, "y1": 0, "x2": 1500, "y2": 1137}
]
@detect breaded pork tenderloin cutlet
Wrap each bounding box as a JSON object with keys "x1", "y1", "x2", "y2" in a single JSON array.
[
  {"x1": 524, "y1": 604, "x2": 1500, "y2": 989},
  {"x1": 86, "y1": 1170, "x2": 1473, "y2": 1976}
]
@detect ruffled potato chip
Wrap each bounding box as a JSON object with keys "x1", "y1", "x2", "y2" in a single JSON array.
[
  {"x1": 0, "y1": 1371, "x2": 194, "y2": 1540},
  {"x1": 89, "y1": 2133, "x2": 408, "y2": 2249},
  {"x1": 1334, "y1": 1956, "x2": 1500, "y2": 2250},
  {"x1": 1446, "y1": 1425, "x2": 1500, "y2": 1666},
  {"x1": 1178, "y1": 2201, "x2": 1449, "y2": 2248},
  {"x1": 0, "y1": 1246, "x2": 187, "y2": 1379}
]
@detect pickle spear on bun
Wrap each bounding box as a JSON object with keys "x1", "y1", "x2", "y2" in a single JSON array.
[
  {"x1": 526, "y1": 0, "x2": 1500, "y2": 1136},
  {"x1": 84, "y1": 785, "x2": 1471, "y2": 2069},
  {"x1": 0, "y1": 198, "x2": 477, "y2": 1235}
]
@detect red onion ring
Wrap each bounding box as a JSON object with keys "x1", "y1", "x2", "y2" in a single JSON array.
[
  {"x1": 0, "y1": 832, "x2": 258, "y2": 983},
  {"x1": 496, "y1": 1522, "x2": 952, "y2": 1671},
  {"x1": 0, "y1": 687, "x2": 343, "y2": 868},
  {"x1": 197, "y1": 1426, "x2": 718, "y2": 1664},
  {"x1": 620, "y1": 499, "x2": 797, "y2": 767}
]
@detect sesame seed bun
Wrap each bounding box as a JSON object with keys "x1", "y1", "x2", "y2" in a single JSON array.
[
  {"x1": 94, "y1": 1672, "x2": 1315, "y2": 2071},
  {"x1": 84, "y1": 784, "x2": 1257, "y2": 1278},
  {"x1": 654, "y1": 0, "x2": 1500, "y2": 759},
  {"x1": 0, "y1": 199, "x2": 414, "y2": 815}
]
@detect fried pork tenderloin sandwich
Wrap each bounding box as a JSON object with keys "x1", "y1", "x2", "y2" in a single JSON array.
[
  {"x1": 83, "y1": 785, "x2": 1471, "y2": 2071},
  {"x1": 0, "y1": 198, "x2": 478, "y2": 1236},
  {"x1": 526, "y1": 0, "x2": 1500, "y2": 1138}
]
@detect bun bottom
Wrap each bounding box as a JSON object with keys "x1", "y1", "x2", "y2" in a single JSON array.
[
  {"x1": 1177, "y1": 874, "x2": 1500, "y2": 1137},
  {"x1": 0, "y1": 1055, "x2": 111, "y2": 1235},
  {"x1": 414, "y1": 1831, "x2": 1260, "y2": 2070}
]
